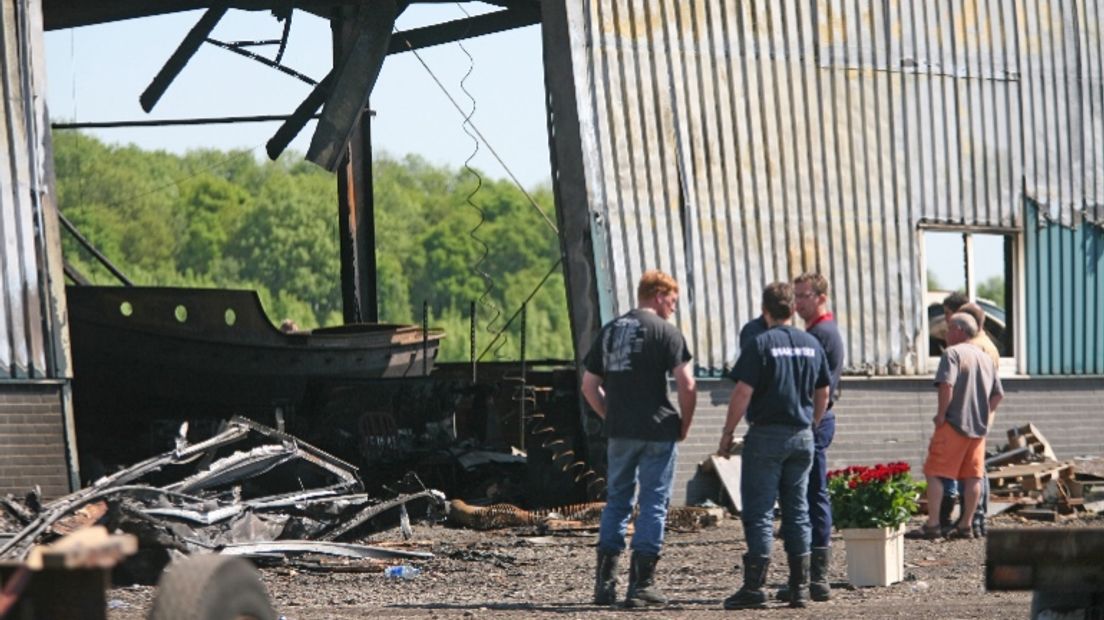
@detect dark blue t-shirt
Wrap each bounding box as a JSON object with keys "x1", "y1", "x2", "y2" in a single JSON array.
[
  {"x1": 727, "y1": 325, "x2": 831, "y2": 428},
  {"x1": 739, "y1": 316, "x2": 768, "y2": 350},
  {"x1": 807, "y1": 318, "x2": 845, "y2": 410}
]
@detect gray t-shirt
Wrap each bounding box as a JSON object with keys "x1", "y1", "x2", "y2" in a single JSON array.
[{"x1": 934, "y1": 342, "x2": 1004, "y2": 438}]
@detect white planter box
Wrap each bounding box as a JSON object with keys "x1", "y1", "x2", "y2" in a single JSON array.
[{"x1": 840, "y1": 525, "x2": 905, "y2": 587}]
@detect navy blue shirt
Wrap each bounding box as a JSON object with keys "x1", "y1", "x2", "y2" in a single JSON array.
[
  {"x1": 806, "y1": 315, "x2": 845, "y2": 410},
  {"x1": 728, "y1": 325, "x2": 831, "y2": 428},
  {"x1": 739, "y1": 316, "x2": 768, "y2": 350}
]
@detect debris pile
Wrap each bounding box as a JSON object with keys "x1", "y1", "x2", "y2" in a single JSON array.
[
  {"x1": 0, "y1": 417, "x2": 442, "y2": 575},
  {"x1": 447, "y1": 499, "x2": 722, "y2": 532},
  {"x1": 985, "y1": 424, "x2": 1104, "y2": 521}
]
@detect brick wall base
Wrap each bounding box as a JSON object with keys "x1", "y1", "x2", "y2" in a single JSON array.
[
  {"x1": 676, "y1": 376, "x2": 1104, "y2": 507},
  {"x1": 0, "y1": 383, "x2": 71, "y2": 499}
]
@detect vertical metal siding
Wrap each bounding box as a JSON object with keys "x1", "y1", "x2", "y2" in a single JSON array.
[
  {"x1": 1025, "y1": 198, "x2": 1104, "y2": 375},
  {"x1": 565, "y1": 0, "x2": 1104, "y2": 375},
  {"x1": 0, "y1": 0, "x2": 60, "y2": 380}
]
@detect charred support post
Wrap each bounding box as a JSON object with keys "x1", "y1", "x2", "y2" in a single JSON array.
[
  {"x1": 519, "y1": 303, "x2": 527, "y2": 448},
  {"x1": 336, "y1": 111, "x2": 377, "y2": 323},
  {"x1": 539, "y1": 0, "x2": 602, "y2": 364},
  {"x1": 541, "y1": 0, "x2": 607, "y2": 483},
  {"x1": 330, "y1": 5, "x2": 393, "y2": 323},
  {"x1": 470, "y1": 301, "x2": 477, "y2": 384}
]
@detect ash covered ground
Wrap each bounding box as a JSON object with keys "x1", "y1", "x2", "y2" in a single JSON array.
[{"x1": 105, "y1": 511, "x2": 1103, "y2": 619}]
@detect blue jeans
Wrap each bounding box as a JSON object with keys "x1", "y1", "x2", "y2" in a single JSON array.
[
  {"x1": 809, "y1": 414, "x2": 836, "y2": 547},
  {"x1": 741, "y1": 424, "x2": 815, "y2": 558},
  {"x1": 597, "y1": 437, "x2": 678, "y2": 556},
  {"x1": 941, "y1": 476, "x2": 989, "y2": 530}
]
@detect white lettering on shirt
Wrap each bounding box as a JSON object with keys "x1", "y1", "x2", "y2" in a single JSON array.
[{"x1": 769, "y1": 346, "x2": 816, "y2": 358}]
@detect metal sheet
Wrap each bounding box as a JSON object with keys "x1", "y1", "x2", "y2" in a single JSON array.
[
  {"x1": 564, "y1": 0, "x2": 1104, "y2": 375},
  {"x1": 1024, "y1": 198, "x2": 1104, "y2": 375},
  {"x1": 0, "y1": 0, "x2": 61, "y2": 380}
]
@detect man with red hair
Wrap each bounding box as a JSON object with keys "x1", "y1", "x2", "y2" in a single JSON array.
[{"x1": 582, "y1": 269, "x2": 697, "y2": 609}]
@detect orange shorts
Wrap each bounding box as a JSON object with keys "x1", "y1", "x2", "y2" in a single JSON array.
[{"x1": 923, "y1": 423, "x2": 986, "y2": 479}]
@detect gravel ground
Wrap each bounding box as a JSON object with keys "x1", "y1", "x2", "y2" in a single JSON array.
[{"x1": 103, "y1": 511, "x2": 1103, "y2": 619}]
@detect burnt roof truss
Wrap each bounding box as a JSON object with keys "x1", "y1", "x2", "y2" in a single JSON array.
[{"x1": 100, "y1": 2, "x2": 540, "y2": 166}]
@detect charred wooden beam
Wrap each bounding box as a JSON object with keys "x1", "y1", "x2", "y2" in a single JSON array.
[
  {"x1": 43, "y1": 0, "x2": 540, "y2": 31},
  {"x1": 307, "y1": 1, "x2": 396, "y2": 171},
  {"x1": 140, "y1": 8, "x2": 226, "y2": 112},
  {"x1": 265, "y1": 71, "x2": 333, "y2": 161},
  {"x1": 388, "y1": 6, "x2": 540, "y2": 55}
]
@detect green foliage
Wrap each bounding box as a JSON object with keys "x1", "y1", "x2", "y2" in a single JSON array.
[
  {"x1": 926, "y1": 269, "x2": 943, "y2": 292},
  {"x1": 976, "y1": 275, "x2": 1005, "y2": 308},
  {"x1": 827, "y1": 462, "x2": 922, "y2": 530},
  {"x1": 52, "y1": 133, "x2": 571, "y2": 361}
]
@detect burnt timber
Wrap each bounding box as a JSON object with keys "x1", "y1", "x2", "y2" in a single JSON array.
[{"x1": 66, "y1": 286, "x2": 443, "y2": 466}]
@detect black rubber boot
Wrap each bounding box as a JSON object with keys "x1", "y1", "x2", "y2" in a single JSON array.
[
  {"x1": 624, "y1": 551, "x2": 667, "y2": 608},
  {"x1": 593, "y1": 549, "x2": 620, "y2": 605},
  {"x1": 939, "y1": 495, "x2": 957, "y2": 531},
  {"x1": 809, "y1": 547, "x2": 832, "y2": 602},
  {"x1": 723, "y1": 554, "x2": 770, "y2": 610},
  {"x1": 786, "y1": 553, "x2": 810, "y2": 608}
]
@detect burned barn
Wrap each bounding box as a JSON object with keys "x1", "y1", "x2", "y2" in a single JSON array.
[
  {"x1": 2, "y1": 0, "x2": 1104, "y2": 514},
  {"x1": 3, "y1": 0, "x2": 595, "y2": 511}
]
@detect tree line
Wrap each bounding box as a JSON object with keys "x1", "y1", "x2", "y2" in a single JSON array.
[{"x1": 53, "y1": 131, "x2": 573, "y2": 362}]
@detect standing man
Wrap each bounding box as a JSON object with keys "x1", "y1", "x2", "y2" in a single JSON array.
[
  {"x1": 582, "y1": 270, "x2": 696, "y2": 608},
  {"x1": 914, "y1": 313, "x2": 1004, "y2": 540},
  {"x1": 936, "y1": 295, "x2": 999, "y2": 535},
  {"x1": 718, "y1": 283, "x2": 830, "y2": 610},
  {"x1": 791, "y1": 272, "x2": 845, "y2": 601}
]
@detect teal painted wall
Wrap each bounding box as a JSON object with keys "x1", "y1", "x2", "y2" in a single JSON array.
[{"x1": 1024, "y1": 199, "x2": 1104, "y2": 375}]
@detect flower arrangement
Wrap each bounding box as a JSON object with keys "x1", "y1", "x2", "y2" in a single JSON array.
[{"x1": 827, "y1": 462, "x2": 922, "y2": 530}]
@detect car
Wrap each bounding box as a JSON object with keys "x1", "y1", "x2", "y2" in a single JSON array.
[{"x1": 926, "y1": 291, "x2": 1008, "y2": 357}]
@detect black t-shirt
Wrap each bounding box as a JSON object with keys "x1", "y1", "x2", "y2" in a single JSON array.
[
  {"x1": 727, "y1": 325, "x2": 831, "y2": 428},
  {"x1": 807, "y1": 317, "x2": 845, "y2": 410},
  {"x1": 583, "y1": 309, "x2": 693, "y2": 441}
]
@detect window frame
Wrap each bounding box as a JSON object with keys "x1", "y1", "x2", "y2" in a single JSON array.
[{"x1": 919, "y1": 227, "x2": 1025, "y2": 376}]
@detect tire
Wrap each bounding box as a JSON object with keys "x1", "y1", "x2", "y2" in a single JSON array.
[{"x1": 149, "y1": 554, "x2": 277, "y2": 620}]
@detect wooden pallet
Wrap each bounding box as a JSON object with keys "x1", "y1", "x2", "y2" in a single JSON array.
[{"x1": 987, "y1": 461, "x2": 1072, "y2": 491}]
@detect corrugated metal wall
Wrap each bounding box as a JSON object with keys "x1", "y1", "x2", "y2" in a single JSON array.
[
  {"x1": 1024, "y1": 198, "x2": 1104, "y2": 375},
  {"x1": 563, "y1": 0, "x2": 1104, "y2": 375},
  {"x1": 1, "y1": 0, "x2": 63, "y2": 380}
]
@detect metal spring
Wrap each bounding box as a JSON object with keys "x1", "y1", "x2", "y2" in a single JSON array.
[{"x1": 527, "y1": 411, "x2": 606, "y2": 499}]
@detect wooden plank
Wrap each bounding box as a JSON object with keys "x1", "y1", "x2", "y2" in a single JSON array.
[
  {"x1": 1021, "y1": 465, "x2": 1073, "y2": 491},
  {"x1": 987, "y1": 527, "x2": 1104, "y2": 591},
  {"x1": 1015, "y1": 508, "x2": 1059, "y2": 522},
  {"x1": 702, "y1": 454, "x2": 742, "y2": 513}
]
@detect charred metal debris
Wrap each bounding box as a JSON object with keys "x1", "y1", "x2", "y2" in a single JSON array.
[{"x1": 0, "y1": 417, "x2": 441, "y2": 573}]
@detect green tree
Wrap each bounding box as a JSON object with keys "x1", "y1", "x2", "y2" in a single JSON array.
[
  {"x1": 977, "y1": 275, "x2": 1005, "y2": 308},
  {"x1": 51, "y1": 133, "x2": 574, "y2": 360},
  {"x1": 926, "y1": 269, "x2": 943, "y2": 292},
  {"x1": 175, "y1": 174, "x2": 251, "y2": 278},
  {"x1": 227, "y1": 171, "x2": 341, "y2": 327}
]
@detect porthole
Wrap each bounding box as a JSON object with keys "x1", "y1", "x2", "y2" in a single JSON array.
[
  {"x1": 225, "y1": 309, "x2": 237, "y2": 326},
  {"x1": 174, "y1": 305, "x2": 188, "y2": 322},
  {"x1": 119, "y1": 301, "x2": 133, "y2": 317}
]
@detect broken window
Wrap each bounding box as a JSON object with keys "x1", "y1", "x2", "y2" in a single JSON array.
[{"x1": 923, "y1": 231, "x2": 1016, "y2": 372}]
